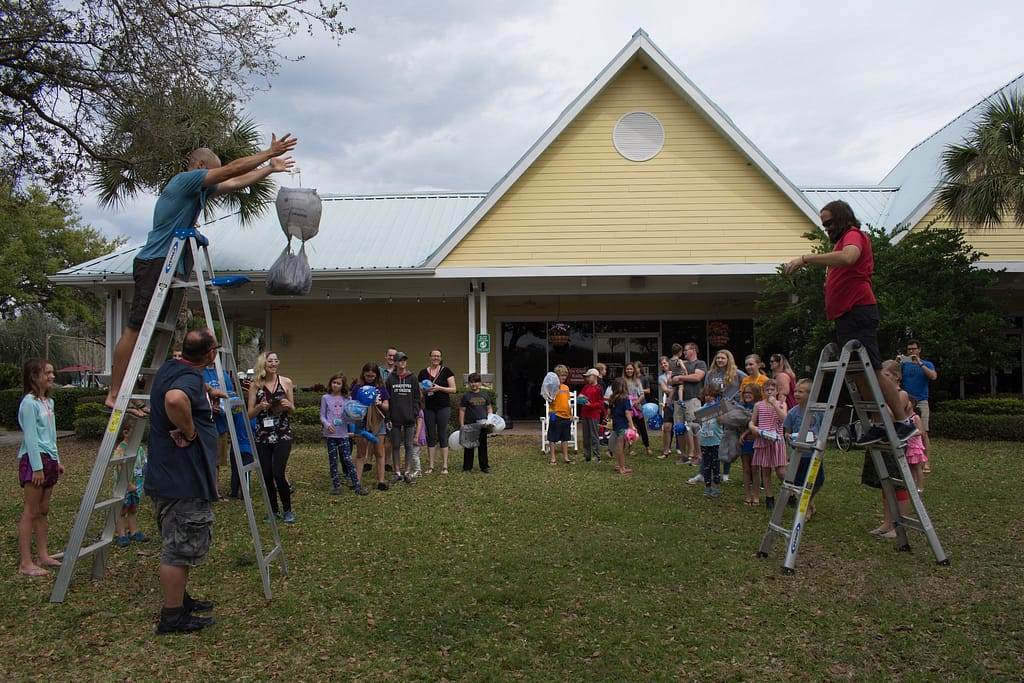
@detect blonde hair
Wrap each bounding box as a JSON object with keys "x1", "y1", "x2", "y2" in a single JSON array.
[
  {"x1": 253, "y1": 351, "x2": 279, "y2": 389},
  {"x1": 713, "y1": 349, "x2": 739, "y2": 386},
  {"x1": 554, "y1": 364, "x2": 569, "y2": 377}
]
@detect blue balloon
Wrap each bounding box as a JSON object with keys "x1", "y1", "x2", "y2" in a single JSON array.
[
  {"x1": 354, "y1": 385, "x2": 380, "y2": 407},
  {"x1": 344, "y1": 402, "x2": 367, "y2": 421},
  {"x1": 576, "y1": 395, "x2": 589, "y2": 405},
  {"x1": 421, "y1": 379, "x2": 433, "y2": 391},
  {"x1": 641, "y1": 402, "x2": 659, "y2": 420},
  {"x1": 673, "y1": 421, "x2": 688, "y2": 435},
  {"x1": 647, "y1": 414, "x2": 664, "y2": 430}
]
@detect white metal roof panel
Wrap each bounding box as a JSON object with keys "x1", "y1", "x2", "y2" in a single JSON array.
[
  {"x1": 800, "y1": 187, "x2": 899, "y2": 230},
  {"x1": 56, "y1": 193, "x2": 485, "y2": 279}
]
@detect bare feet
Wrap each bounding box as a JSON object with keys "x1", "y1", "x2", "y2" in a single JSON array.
[
  {"x1": 38, "y1": 558, "x2": 62, "y2": 568},
  {"x1": 19, "y1": 566, "x2": 48, "y2": 577}
]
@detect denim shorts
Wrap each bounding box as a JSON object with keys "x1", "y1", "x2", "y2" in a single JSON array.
[{"x1": 152, "y1": 496, "x2": 215, "y2": 566}]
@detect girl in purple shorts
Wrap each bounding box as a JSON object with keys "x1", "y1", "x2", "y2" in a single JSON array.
[{"x1": 17, "y1": 358, "x2": 65, "y2": 577}]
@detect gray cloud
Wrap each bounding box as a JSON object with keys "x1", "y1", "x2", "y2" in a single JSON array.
[{"x1": 78, "y1": 0, "x2": 1024, "y2": 245}]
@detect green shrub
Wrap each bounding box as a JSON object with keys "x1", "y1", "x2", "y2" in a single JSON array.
[
  {"x1": 1, "y1": 387, "x2": 103, "y2": 430},
  {"x1": 291, "y1": 424, "x2": 323, "y2": 445},
  {"x1": 933, "y1": 397, "x2": 1024, "y2": 415},
  {"x1": 75, "y1": 416, "x2": 110, "y2": 439},
  {"x1": 291, "y1": 406, "x2": 321, "y2": 426},
  {"x1": 930, "y1": 412, "x2": 1024, "y2": 441},
  {"x1": 0, "y1": 363, "x2": 21, "y2": 390},
  {"x1": 292, "y1": 391, "x2": 321, "y2": 409}
]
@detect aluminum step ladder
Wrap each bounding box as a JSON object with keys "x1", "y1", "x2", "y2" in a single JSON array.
[
  {"x1": 756, "y1": 340, "x2": 949, "y2": 574},
  {"x1": 50, "y1": 227, "x2": 287, "y2": 603}
]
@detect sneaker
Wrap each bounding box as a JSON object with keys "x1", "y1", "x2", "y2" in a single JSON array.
[
  {"x1": 377, "y1": 482, "x2": 389, "y2": 491},
  {"x1": 183, "y1": 592, "x2": 214, "y2": 613},
  {"x1": 674, "y1": 458, "x2": 687, "y2": 465},
  {"x1": 481, "y1": 468, "x2": 492, "y2": 474},
  {"x1": 402, "y1": 472, "x2": 415, "y2": 484},
  {"x1": 116, "y1": 535, "x2": 130, "y2": 547},
  {"x1": 282, "y1": 510, "x2": 296, "y2": 524},
  {"x1": 156, "y1": 610, "x2": 214, "y2": 635},
  {"x1": 721, "y1": 474, "x2": 730, "y2": 483},
  {"x1": 854, "y1": 424, "x2": 886, "y2": 447},
  {"x1": 354, "y1": 485, "x2": 370, "y2": 496},
  {"x1": 332, "y1": 486, "x2": 342, "y2": 496},
  {"x1": 895, "y1": 421, "x2": 918, "y2": 442},
  {"x1": 388, "y1": 473, "x2": 402, "y2": 485},
  {"x1": 130, "y1": 532, "x2": 149, "y2": 543},
  {"x1": 687, "y1": 473, "x2": 704, "y2": 484},
  {"x1": 412, "y1": 470, "x2": 423, "y2": 478},
  {"x1": 702, "y1": 488, "x2": 714, "y2": 497}
]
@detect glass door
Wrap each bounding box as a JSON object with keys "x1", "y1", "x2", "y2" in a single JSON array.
[{"x1": 596, "y1": 334, "x2": 660, "y2": 381}]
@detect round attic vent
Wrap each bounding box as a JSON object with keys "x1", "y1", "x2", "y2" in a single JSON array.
[{"x1": 613, "y1": 111, "x2": 665, "y2": 162}]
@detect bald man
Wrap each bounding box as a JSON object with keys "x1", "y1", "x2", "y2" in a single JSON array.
[{"x1": 105, "y1": 135, "x2": 297, "y2": 410}]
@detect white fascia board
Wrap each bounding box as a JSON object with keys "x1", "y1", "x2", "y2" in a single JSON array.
[{"x1": 433, "y1": 263, "x2": 783, "y2": 279}]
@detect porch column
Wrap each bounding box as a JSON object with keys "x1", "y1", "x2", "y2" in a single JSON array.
[
  {"x1": 479, "y1": 281, "x2": 488, "y2": 377},
  {"x1": 467, "y1": 280, "x2": 478, "y2": 376}
]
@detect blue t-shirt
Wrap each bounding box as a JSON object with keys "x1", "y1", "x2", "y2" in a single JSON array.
[
  {"x1": 900, "y1": 360, "x2": 935, "y2": 401},
  {"x1": 783, "y1": 405, "x2": 823, "y2": 455},
  {"x1": 146, "y1": 359, "x2": 219, "y2": 501},
  {"x1": 137, "y1": 170, "x2": 215, "y2": 260}
]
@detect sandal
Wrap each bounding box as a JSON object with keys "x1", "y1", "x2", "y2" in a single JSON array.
[
  {"x1": 441, "y1": 468, "x2": 449, "y2": 474},
  {"x1": 424, "y1": 468, "x2": 433, "y2": 475},
  {"x1": 869, "y1": 527, "x2": 891, "y2": 536},
  {"x1": 548, "y1": 460, "x2": 557, "y2": 465},
  {"x1": 563, "y1": 459, "x2": 575, "y2": 465}
]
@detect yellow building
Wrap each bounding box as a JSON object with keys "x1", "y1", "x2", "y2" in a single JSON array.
[{"x1": 56, "y1": 30, "x2": 1023, "y2": 416}]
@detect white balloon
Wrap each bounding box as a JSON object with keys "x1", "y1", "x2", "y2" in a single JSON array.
[
  {"x1": 486, "y1": 413, "x2": 506, "y2": 432},
  {"x1": 448, "y1": 430, "x2": 462, "y2": 451}
]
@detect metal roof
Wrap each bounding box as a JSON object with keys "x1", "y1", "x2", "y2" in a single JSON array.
[
  {"x1": 800, "y1": 187, "x2": 899, "y2": 229},
  {"x1": 55, "y1": 193, "x2": 486, "y2": 280}
]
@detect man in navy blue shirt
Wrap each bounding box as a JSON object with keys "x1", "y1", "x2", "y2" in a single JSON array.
[{"x1": 147, "y1": 328, "x2": 222, "y2": 634}]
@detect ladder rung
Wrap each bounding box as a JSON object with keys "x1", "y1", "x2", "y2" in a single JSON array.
[
  {"x1": 109, "y1": 454, "x2": 137, "y2": 467},
  {"x1": 93, "y1": 497, "x2": 122, "y2": 514},
  {"x1": 766, "y1": 522, "x2": 791, "y2": 537},
  {"x1": 77, "y1": 537, "x2": 113, "y2": 559},
  {"x1": 791, "y1": 441, "x2": 817, "y2": 452},
  {"x1": 154, "y1": 320, "x2": 176, "y2": 333},
  {"x1": 807, "y1": 402, "x2": 832, "y2": 412}
]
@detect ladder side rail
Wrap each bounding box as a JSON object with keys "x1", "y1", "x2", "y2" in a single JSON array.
[
  {"x1": 50, "y1": 239, "x2": 189, "y2": 603},
  {"x1": 192, "y1": 239, "x2": 288, "y2": 596}
]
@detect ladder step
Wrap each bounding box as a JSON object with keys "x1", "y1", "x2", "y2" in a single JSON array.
[
  {"x1": 154, "y1": 320, "x2": 176, "y2": 333},
  {"x1": 77, "y1": 536, "x2": 114, "y2": 560},
  {"x1": 93, "y1": 497, "x2": 123, "y2": 514},
  {"x1": 766, "y1": 521, "x2": 791, "y2": 537}
]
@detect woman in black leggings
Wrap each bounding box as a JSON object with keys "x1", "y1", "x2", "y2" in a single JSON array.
[
  {"x1": 247, "y1": 350, "x2": 295, "y2": 523},
  {"x1": 417, "y1": 349, "x2": 457, "y2": 474}
]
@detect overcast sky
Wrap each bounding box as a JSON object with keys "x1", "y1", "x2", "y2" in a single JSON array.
[{"x1": 79, "y1": 0, "x2": 1024, "y2": 246}]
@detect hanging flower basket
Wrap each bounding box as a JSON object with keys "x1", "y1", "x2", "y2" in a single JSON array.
[
  {"x1": 707, "y1": 321, "x2": 730, "y2": 348},
  {"x1": 549, "y1": 323, "x2": 571, "y2": 348}
]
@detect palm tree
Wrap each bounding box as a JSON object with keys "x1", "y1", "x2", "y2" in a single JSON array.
[
  {"x1": 938, "y1": 92, "x2": 1024, "y2": 229},
  {"x1": 89, "y1": 86, "x2": 280, "y2": 225}
]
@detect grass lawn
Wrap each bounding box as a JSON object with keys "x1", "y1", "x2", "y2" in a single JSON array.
[{"x1": 1, "y1": 433, "x2": 1021, "y2": 681}]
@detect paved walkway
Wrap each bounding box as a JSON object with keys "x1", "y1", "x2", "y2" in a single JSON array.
[{"x1": 0, "y1": 430, "x2": 74, "y2": 447}]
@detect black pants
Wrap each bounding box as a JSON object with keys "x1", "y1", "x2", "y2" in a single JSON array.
[
  {"x1": 257, "y1": 440, "x2": 292, "y2": 513},
  {"x1": 463, "y1": 433, "x2": 489, "y2": 471}
]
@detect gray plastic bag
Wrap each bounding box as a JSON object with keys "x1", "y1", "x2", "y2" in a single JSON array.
[{"x1": 266, "y1": 241, "x2": 312, "y2": 295}]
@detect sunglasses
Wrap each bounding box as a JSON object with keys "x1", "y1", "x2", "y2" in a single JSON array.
[{"x1": 822, "y1": 218, "x2": 834, "y2": 228}]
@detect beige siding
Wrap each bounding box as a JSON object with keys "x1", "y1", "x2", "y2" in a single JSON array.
[
  {"x1": 267, "y1": 302, "x2": 470, "y2": 388},
  {"x1": 440, "y1": 61, "x2": 815, "y2": 268},
  {"x1": 915, "y1": 205, "x2": 1024, "y2": 262}
]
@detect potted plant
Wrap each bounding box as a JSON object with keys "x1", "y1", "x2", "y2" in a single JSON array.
[
  {"x1": 549, "y1": 322, "x2": 571, "y2": 348},
  {"x1": 707, "y1": 321, "x2": 730, "y2": 348}
]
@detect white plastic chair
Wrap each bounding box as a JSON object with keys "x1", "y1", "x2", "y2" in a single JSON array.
[{"x1": 540, "y1": 390, "x2": 578, "y2": 452}]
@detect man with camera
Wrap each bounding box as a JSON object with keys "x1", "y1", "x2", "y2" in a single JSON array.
[{"x1": 899, "y1": 340, "x2": 937, "y2": 468}]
